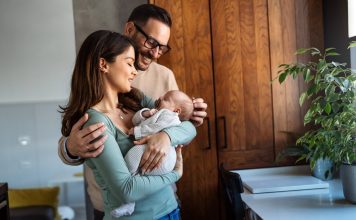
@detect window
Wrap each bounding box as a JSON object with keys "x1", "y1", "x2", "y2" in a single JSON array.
[{"x1": 349, "y1": 0, "x2": 356, "y2": 38}]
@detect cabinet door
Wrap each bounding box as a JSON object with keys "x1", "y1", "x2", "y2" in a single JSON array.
[
  {"x1": 211, "y1": 0, "x2": 275, "y2": 169},
  {"x1": 150, "y1": 1, "x2": 219, "y2": 220},
  {"x1": 269, "y1": 0, "x2": 324, "y2": 160}
]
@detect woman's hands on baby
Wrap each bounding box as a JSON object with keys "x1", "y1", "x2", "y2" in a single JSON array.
[{"x1": 135, "y1": 132, "x2": 171, "y2": 174}]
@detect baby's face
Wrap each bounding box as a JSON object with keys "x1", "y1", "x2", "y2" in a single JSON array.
[{"x1": 155, "y1": 93, "x2": 177, "y2": 111}]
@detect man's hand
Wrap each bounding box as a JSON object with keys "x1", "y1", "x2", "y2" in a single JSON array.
[
  {"x1": 191, "y1": 97, "x2": 208, "y2": 127},
  {"x1": 66, "y1": 113, "x2": 108, "y2": 158},
  {"x1": 134, "y1": 132, "x2": 171, "y2": 174}
]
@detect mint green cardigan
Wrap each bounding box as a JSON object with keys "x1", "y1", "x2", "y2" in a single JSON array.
[{"x1": 85, "y1": 96, "x2": 196, "y2": 220}]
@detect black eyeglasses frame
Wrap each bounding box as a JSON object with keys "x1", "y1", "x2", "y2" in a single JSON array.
[{"x1": 133, "y1": 23, "x2": 171, "y2": 55}]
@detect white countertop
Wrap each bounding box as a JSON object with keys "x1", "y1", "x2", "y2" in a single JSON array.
[{"x1": 233, "y1": 166, "x2": 356, "y2": 220}]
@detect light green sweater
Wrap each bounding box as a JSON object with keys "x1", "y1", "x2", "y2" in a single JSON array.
[{"x1": 85, "y1": 96, "x2": 196, "y2": 220}]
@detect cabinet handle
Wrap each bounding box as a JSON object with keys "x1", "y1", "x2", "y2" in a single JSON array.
[
  {"x1": 217, "y1": 116, "x2": 227, "y2": 149},
  {"x1": 203, "y1": 117, "x2": 211, "y2": 150}
]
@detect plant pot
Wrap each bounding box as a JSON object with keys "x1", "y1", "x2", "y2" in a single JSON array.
[
  {"x1": 312, "y1": 158, "x2": 334, "y2": 180},
  {"x1": 340, "y1": 163, "x2": 356, "y2": 204}
]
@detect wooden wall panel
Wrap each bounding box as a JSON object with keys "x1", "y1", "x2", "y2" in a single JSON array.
[
  {"x1": 151, "y1": 1, "x2": 219, "y2": 220},
  {"x1": 211, "y1": 0, "x2": 274, "y2": 169},
  {"x1": 269, "y1": 0, "x2": 324, "y2": 162}
]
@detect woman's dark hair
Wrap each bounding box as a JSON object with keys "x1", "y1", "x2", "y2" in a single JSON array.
[
  {"x1": 128, "y1": 4, "x2": 172, "y2": 27},
  {"x1": 60, "y1": 30, "x2": 142, "y2": 136}
]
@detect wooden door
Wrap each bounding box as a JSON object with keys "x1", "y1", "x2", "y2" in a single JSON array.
[
  {"x1": 269, "y1": 0, "x2": 324, "y2": 161},
  {"x1": 150, "y1": 1, "x2": 219, "y2": 220},
  {"x1": 211, "y1": 0, "x2": 275, "y2": 169}
]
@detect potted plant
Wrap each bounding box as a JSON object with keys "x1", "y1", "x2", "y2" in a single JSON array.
[{"x1": 276, "y1": 42, "x2": 356, "y2": 202}]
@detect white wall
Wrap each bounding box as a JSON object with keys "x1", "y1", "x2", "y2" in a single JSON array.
[
  {"x1": 349, "y1": 0, "x2": 356, "y2": 38},
  {"x1": 0, "y1": 0, "x2": 84, "y2": 208},
  {"x1": 0, "y1": 0, "x2": 75, "y2": 103}
]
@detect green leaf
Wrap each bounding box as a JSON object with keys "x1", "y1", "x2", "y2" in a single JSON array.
[
  {"x1": 343, "y1": 79, "x2": 350, "y2": 90},
  {"x1": 348, "y1": 41, "x2": 356, "y2": 49},
  {"x1": 326, "y1": 52, "x2": 340, "y2": 56},
  {"x1": 311, "y1": 47, "x2": 321, "y2": 55},
  {"x1": 325, "y1": 48, "x2": 336, "y2": 52},
  {"x1": 332, "y1": 103, "x2": 340, "y2": 113},
  {"x1": 304, "y1": 109, "x2": 313, "y2": 125},
  {"x1": 324, "y1": 102, "x2": 332, "y2": 114},
  {"x1": 296, "y1": 48, "x2": 309, "y2": 55},
  {"x1": 303, "y1": 68, "x2": 313, "y2": 82},
  {"x1": 307, "y1": 84, "x2": 318, "y2": 96},
  {"x1": 278, "y1": 63, "x2": 289, "y2": 68},
  {"x1": 299, "y1": 92, "x2": 307, "y2": 106},
  {"x1": 279, "y1": 72, "x2": 288, "y2": 84}
]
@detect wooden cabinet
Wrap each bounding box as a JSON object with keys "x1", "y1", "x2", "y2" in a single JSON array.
[
  {"x1": 151, "y1": 0, "x2": 323, "y2": 219},
  {"x1": 150, "y1": 1, "x2": 219, "y2": 219},
  {"x1": 211, "y1": 0, "x2": 275, "y2": 170}
]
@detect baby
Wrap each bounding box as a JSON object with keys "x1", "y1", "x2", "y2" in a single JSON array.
[{"x1": 111, "y1": 90, "x2": 194, "y2": 218}]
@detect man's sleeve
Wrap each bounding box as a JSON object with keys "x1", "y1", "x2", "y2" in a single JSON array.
[{"x1": 58, "y1": 136, "x2": 84, "y2": 166}]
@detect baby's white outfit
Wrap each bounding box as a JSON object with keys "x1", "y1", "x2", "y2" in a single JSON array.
[{"x1": 111, "y1": 108, "x2": 181, "y2": 218}]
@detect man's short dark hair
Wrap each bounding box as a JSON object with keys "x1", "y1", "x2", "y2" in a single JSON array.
[{"x1": 128, "y1": 4, "x2": 172, "y2": 27}]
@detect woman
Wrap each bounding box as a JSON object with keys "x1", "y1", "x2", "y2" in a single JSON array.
[{"x1": 60, "y1": 30, "x2": 195, "y2": 220}]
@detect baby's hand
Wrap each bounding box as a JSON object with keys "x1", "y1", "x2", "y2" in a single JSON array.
[
  {"x1": 129, "y1": 128, "x2": 134, "y2": 135},
  {"x1": 142, "y1": 109, "x2": 158, "y2": 118}
]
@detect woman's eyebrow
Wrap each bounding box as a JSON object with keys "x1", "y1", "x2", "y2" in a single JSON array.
[{"x1": 125, "y1": 57, "x2": 135, "y2": 62}]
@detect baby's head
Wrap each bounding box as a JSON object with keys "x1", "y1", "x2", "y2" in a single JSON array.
[{"x1": 155, "y1": 90, "x2": 194, "y2": 121}]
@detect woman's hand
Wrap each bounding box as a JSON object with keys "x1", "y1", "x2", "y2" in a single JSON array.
[
  {"x1": 191, "y1": 97, "x2": 208, "y2": 127},
  {"x1": 134, "y1": 132, "x2": 171, "y2": 174},
  {"x1": 174, "y1": 146, "x2": 183, "y2": 177},
  {"x1": 66, "y1": 113, "x2": 108, "y2": 158}
]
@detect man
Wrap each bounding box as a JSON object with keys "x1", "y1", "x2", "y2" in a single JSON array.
[{"x1": 58, "y1": 4, "x2": 207, "y2": 219}]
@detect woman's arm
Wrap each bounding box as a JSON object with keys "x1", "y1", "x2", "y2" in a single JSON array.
[
  {"x1": 141, "y1": 94, "x2": 197, "y2": 145},
  {"x1": 85, "y1": 111, "x2": 180, "y2": 203}
]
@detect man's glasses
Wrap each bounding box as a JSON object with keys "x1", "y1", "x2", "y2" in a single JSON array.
[{"x1": 134, "y1": 23, "x2": 171, "y2": 55}]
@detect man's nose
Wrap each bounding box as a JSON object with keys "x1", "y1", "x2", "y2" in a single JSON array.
[{"x1": 149, "y1": 46, "x2": 160, "y2": 59}]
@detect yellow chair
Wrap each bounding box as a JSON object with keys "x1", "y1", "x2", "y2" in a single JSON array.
[{"x1": 8, "y1": 186, "x2": 60, "y2": 220}]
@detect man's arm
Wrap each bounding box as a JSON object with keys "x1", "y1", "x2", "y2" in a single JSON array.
[{"x1": 58, "y1": 113, "x2": 108, "y2": 164}]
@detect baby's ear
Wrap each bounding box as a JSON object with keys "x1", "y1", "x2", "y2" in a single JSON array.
[{"x1": 174, "y1": 108, "x2": 181, "y2": 114}]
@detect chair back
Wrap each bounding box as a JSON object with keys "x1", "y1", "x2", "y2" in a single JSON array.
[{"x1": 219, "y1": 164, "x2": 245, "y2": 220}]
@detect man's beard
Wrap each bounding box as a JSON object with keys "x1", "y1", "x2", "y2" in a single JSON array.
[
  {"x1": 131, "y1": 34, "x2": 156, "y2": 71},
  {"x1": 135, "y1": 50, "x2": 156, "y2": 71}
]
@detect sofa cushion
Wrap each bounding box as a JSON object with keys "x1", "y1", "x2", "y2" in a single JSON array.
[{"x1": 8, "y1": 187, "x2": 60, "y2": 220}]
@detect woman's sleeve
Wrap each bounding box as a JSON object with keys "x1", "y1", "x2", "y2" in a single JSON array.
[
  {"x1": 85, "y1": 112, "x2": 179, "y2": 203},
  {"x1": 141, "y1": 95, "x2": 197, "y2": 146}
]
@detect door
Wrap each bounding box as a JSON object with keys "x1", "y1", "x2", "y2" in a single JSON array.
[
  {"x1": 211, "y1": 0, "x2": 275, "y2": 169},
  {"x1": 150, "y1": 1, "x2": 219, "y2": 220}
]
